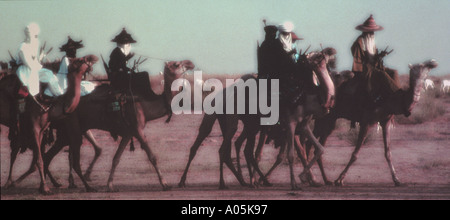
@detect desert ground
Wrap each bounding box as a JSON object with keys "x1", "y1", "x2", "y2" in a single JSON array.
[{"x1": 1, "y1": 83, "x2": 449, "y2": 200}]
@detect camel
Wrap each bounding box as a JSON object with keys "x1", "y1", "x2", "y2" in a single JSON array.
[
  {"x1": 424, "y1": 79, "x2": 435, "y2": 91},
  {"x1": 24, "y1": 55, "x2": 98, "y2": 194},
  {"x1": 232, "y1": 53, "x2": 342, "y2": 187},
  {"x1": 0, "y1": 74, "x2": 23, "y2": 188},
  {"x1": 178, "y1": 48, "x2": 336, "y2": 190},
  {"x1": 442, "y1": 79, "x2": 450, "y2": 93},
  {"x1": 5, "y1": 128, "x2": 103, "y2": 190},
  {"x1": 309, "y1": 59, "x2": 438, "y2": 186},
  {"x1": 0, "y1": 62, "x2": 103, "y2": 190},
  {"x1": 41, "y1": 60, "x2": 195, "y2": 192}
]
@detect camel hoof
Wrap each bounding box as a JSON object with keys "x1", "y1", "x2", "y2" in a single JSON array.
[
  {"x1": 239, "y1": 181, "x2": 249, "y2": 187},
  {"x1": 291, "y1": 184, "x2": 302, "y2": 191},
  {"x1": 309, "y1": 181, "x2": 323, "y2": 188},
  {"x1": 178, "y1": 182, "x2": 186, "y2": 188},
  {"x1": 107, "y1": 183, "x2": 118, "y2": 193},
  {"x1": 68, "y1": 183, "x2": 78, "y2": 189},
  {"x1": 394, "y1": 181, "x2": 406, "y2": 187},
  {"x1": 248, "y1": 183, "x2": 258, "y2": 189},
  {"x1": 86, "y1": 187, "x2": 97, "y2": 193},
  {"x1": 257, "y1": 177, "x2": 272, "y2": 187},
  {"x1": 162, "y1": 184, "x2": 172, "y2": 191},
  {"x1": 324, "y1": 180, "x2": 334, "y2": 186},
  {"x1": 4, "y1": 181, "x2": 16, "y2": 189},
  {"x1": 334, "y1": 179, "x2": 344, "y2": 187},
  {"x1": 219, "y1": 185, "x2": 229, "y2": 190},
  {"x1": 39, "y1": 186, "x2": 53, "y2": 195},
  {"x1": 262, "y1": 181, "x2": 273, "y2": 187},
  {"x1": 107, "y1": 187, "x2": 118, "y2": 193},
  {"x1": 52, "y1": 181, "x2": 63, "y2": 188}
]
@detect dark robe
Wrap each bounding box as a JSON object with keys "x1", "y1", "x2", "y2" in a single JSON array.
[
  {"x1": 351, "y1": 35, "x2": 401, "y2": 98},
  {"x1": 108, "y1": 47, "x2": 157, "y2": 100},
  {"x1": 258, "y1": 37, "x2": 280, "y2": 79},
  {"x1": 109, "y1": 47, "x2": 133, "y2": 91}
]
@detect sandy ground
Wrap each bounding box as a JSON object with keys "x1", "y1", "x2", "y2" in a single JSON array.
[{"x1": 1, "y1": 96, "x2": 450, "y2": 200}]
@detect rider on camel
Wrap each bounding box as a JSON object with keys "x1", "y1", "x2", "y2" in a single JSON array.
[{"x1": 351, "y1": 15, "x2": 401, "y2": 105}]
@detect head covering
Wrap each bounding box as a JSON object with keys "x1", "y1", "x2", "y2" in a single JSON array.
[
  {"x1": 278, "y1": 21, "x2": 294, "y2": 33},
  {"x1": 264, "y1": 25, "x2": 278, "y2": 35},
  {"x1": 111, "y1": 28, "x2": 137, "y2": 44},
  {"x1": 25, "y1": 22, "x2": 40, "y2": 37},
  {"x1": 356, "y1": 14, "x2": 384, "y2": 32},
  {"x1": 279, "y1": 32, "x2": 293, "y2": 53},
  {"x1": 291, "y1": 32, "x2": 304, "y2": 42},
  {"x1": 60, "y1": 36, "x2": 84, "y2": 52}
]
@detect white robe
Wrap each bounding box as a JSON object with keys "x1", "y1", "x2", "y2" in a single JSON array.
[
  {"x1": 16, "y1": 41, "x2": 63, "y2": 97},
  {"x1": 44, "y1": 56, "x2": 96, "y2": 96}
]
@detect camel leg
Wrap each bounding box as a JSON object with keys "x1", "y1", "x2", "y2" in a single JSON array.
[
  {"x1": 14, "y1": 132, "x2": 54, "y2": 186},
  {"x1": 60, "y1": 115, "x2": 96, "y2": 192},
  {"x1": 298, "y1": 124, "x2": 325, "y2": 184},
  {"x1": 218, "y1": 116, "x2": 247, "y2": 189},
  {"x1": 334, "y1": 122, "x2": 370, "y2": 186},
  {"x1": 179, "y1": 114, "x2": 216, "y2": 188},
  {"x1": 255, "y1": 128, "x2": 267, "y2": 163},
  {"x1": 4, "y1": 146, "x2": 20, "y2": 188},
  {"x1": 294, "y1": 135, "x2": 320, "y2": 187},
  {"x1": 68, "y1": 132, "x2": 96, "y2": 192},
  {"x1": 13, "y1": 148, "x2": 38, "y2": 186},
  {"x1": 83, "y1": 130, "x2": 102, "y2": 181},
  {"x1": 68, "y1": 150, "x2": 77, "y2": 189},
  {"x1": 287, "y1": 121, "x2": 301, "y2": 190},
  {"x1": 381, "y1": 119, "x2": 402, "y2": 187},
  {"x1": 311, "y1": 116, "x2": 336, "y2": 185},
  {"x1": 33, "y1": 122, "x2": 52, "y2": 195},
  {"x1": 259, "y1": 142, "x2": 286, "y2": 184},
  {"x1": 134, "y1": 129, "x2": 171, "y2": 191},
  {"x1": 243, "y1": 128, "x2": 272, "y2": 187},
  {"x1": 107, "y1": 136, "x2": 131, "y2": 192},
  {"x1": 315, "y1": 148, "x2": 332, "y2": 186},
  {"x1": 43, "y1": 135, "x2": 66, "y2": 188},
  {"x1": 234, "y1": 128, "x2": 247, "y2": 179},
  {"x1": 255, "y1": 129, "x2": 274, "y2": 186}
]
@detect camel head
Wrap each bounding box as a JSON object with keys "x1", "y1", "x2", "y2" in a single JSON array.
[
  {"x1": 406, "y1": 59, "x2": 438, "y2": 111},
  {"x1": 163, "y1": 60, "x2": 195, "y2": 83},
  {"x1": 68, "y1": 55, "x2": 99, "y2": 78},
  {"x1": 331, "y1": 70, "x2": 354, "y2": 88},
  {"x1": 63, "y1": 55, "x2": 98, "y2": 114},
  {"x1": 307, "y1": 47, "x2": 337, "y2": 109},
  {"x1": 408, "y1": 59, "x2": 438, "y2": 87},
  {"x1": 307, "y1": 47, "x2": 337, "y2": 66}
]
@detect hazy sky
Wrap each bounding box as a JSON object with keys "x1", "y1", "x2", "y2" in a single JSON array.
[{"x1": 1, "y1": 0, "x2": 449, "y2": 76}]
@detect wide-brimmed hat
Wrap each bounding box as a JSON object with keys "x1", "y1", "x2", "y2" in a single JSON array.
[
  {"x1": 356, "y1": 14, "x2": 384, "y2": 32},
  {"x1": 291, "y1": 32, "x2": 304, "y2": 41},
  {"x1": 59, "y1": 36, "x2": 84, "y2": 52},
  {"x1": 111, "y1": 28, "x2": 137, "y2": 44}
]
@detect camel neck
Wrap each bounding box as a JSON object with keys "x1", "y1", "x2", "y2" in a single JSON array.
[
  {"x1": 404, "y1": 69, "x2": 426, "y2": 113},
  {"x1": 63, "y1": 65, "x2": 84, "y2": 114}
]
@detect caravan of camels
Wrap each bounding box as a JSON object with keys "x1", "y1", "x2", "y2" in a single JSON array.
[{"x1": 0, "y1": 15, "x2": 441, "y2": 196}]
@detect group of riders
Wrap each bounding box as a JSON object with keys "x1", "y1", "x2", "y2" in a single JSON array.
[
  {"x1": 2, "y1": 14, "x2": 407, "y2": 152},
  {"x1": 257, "y1": 15, "x2": 404, "y2": 114}
]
